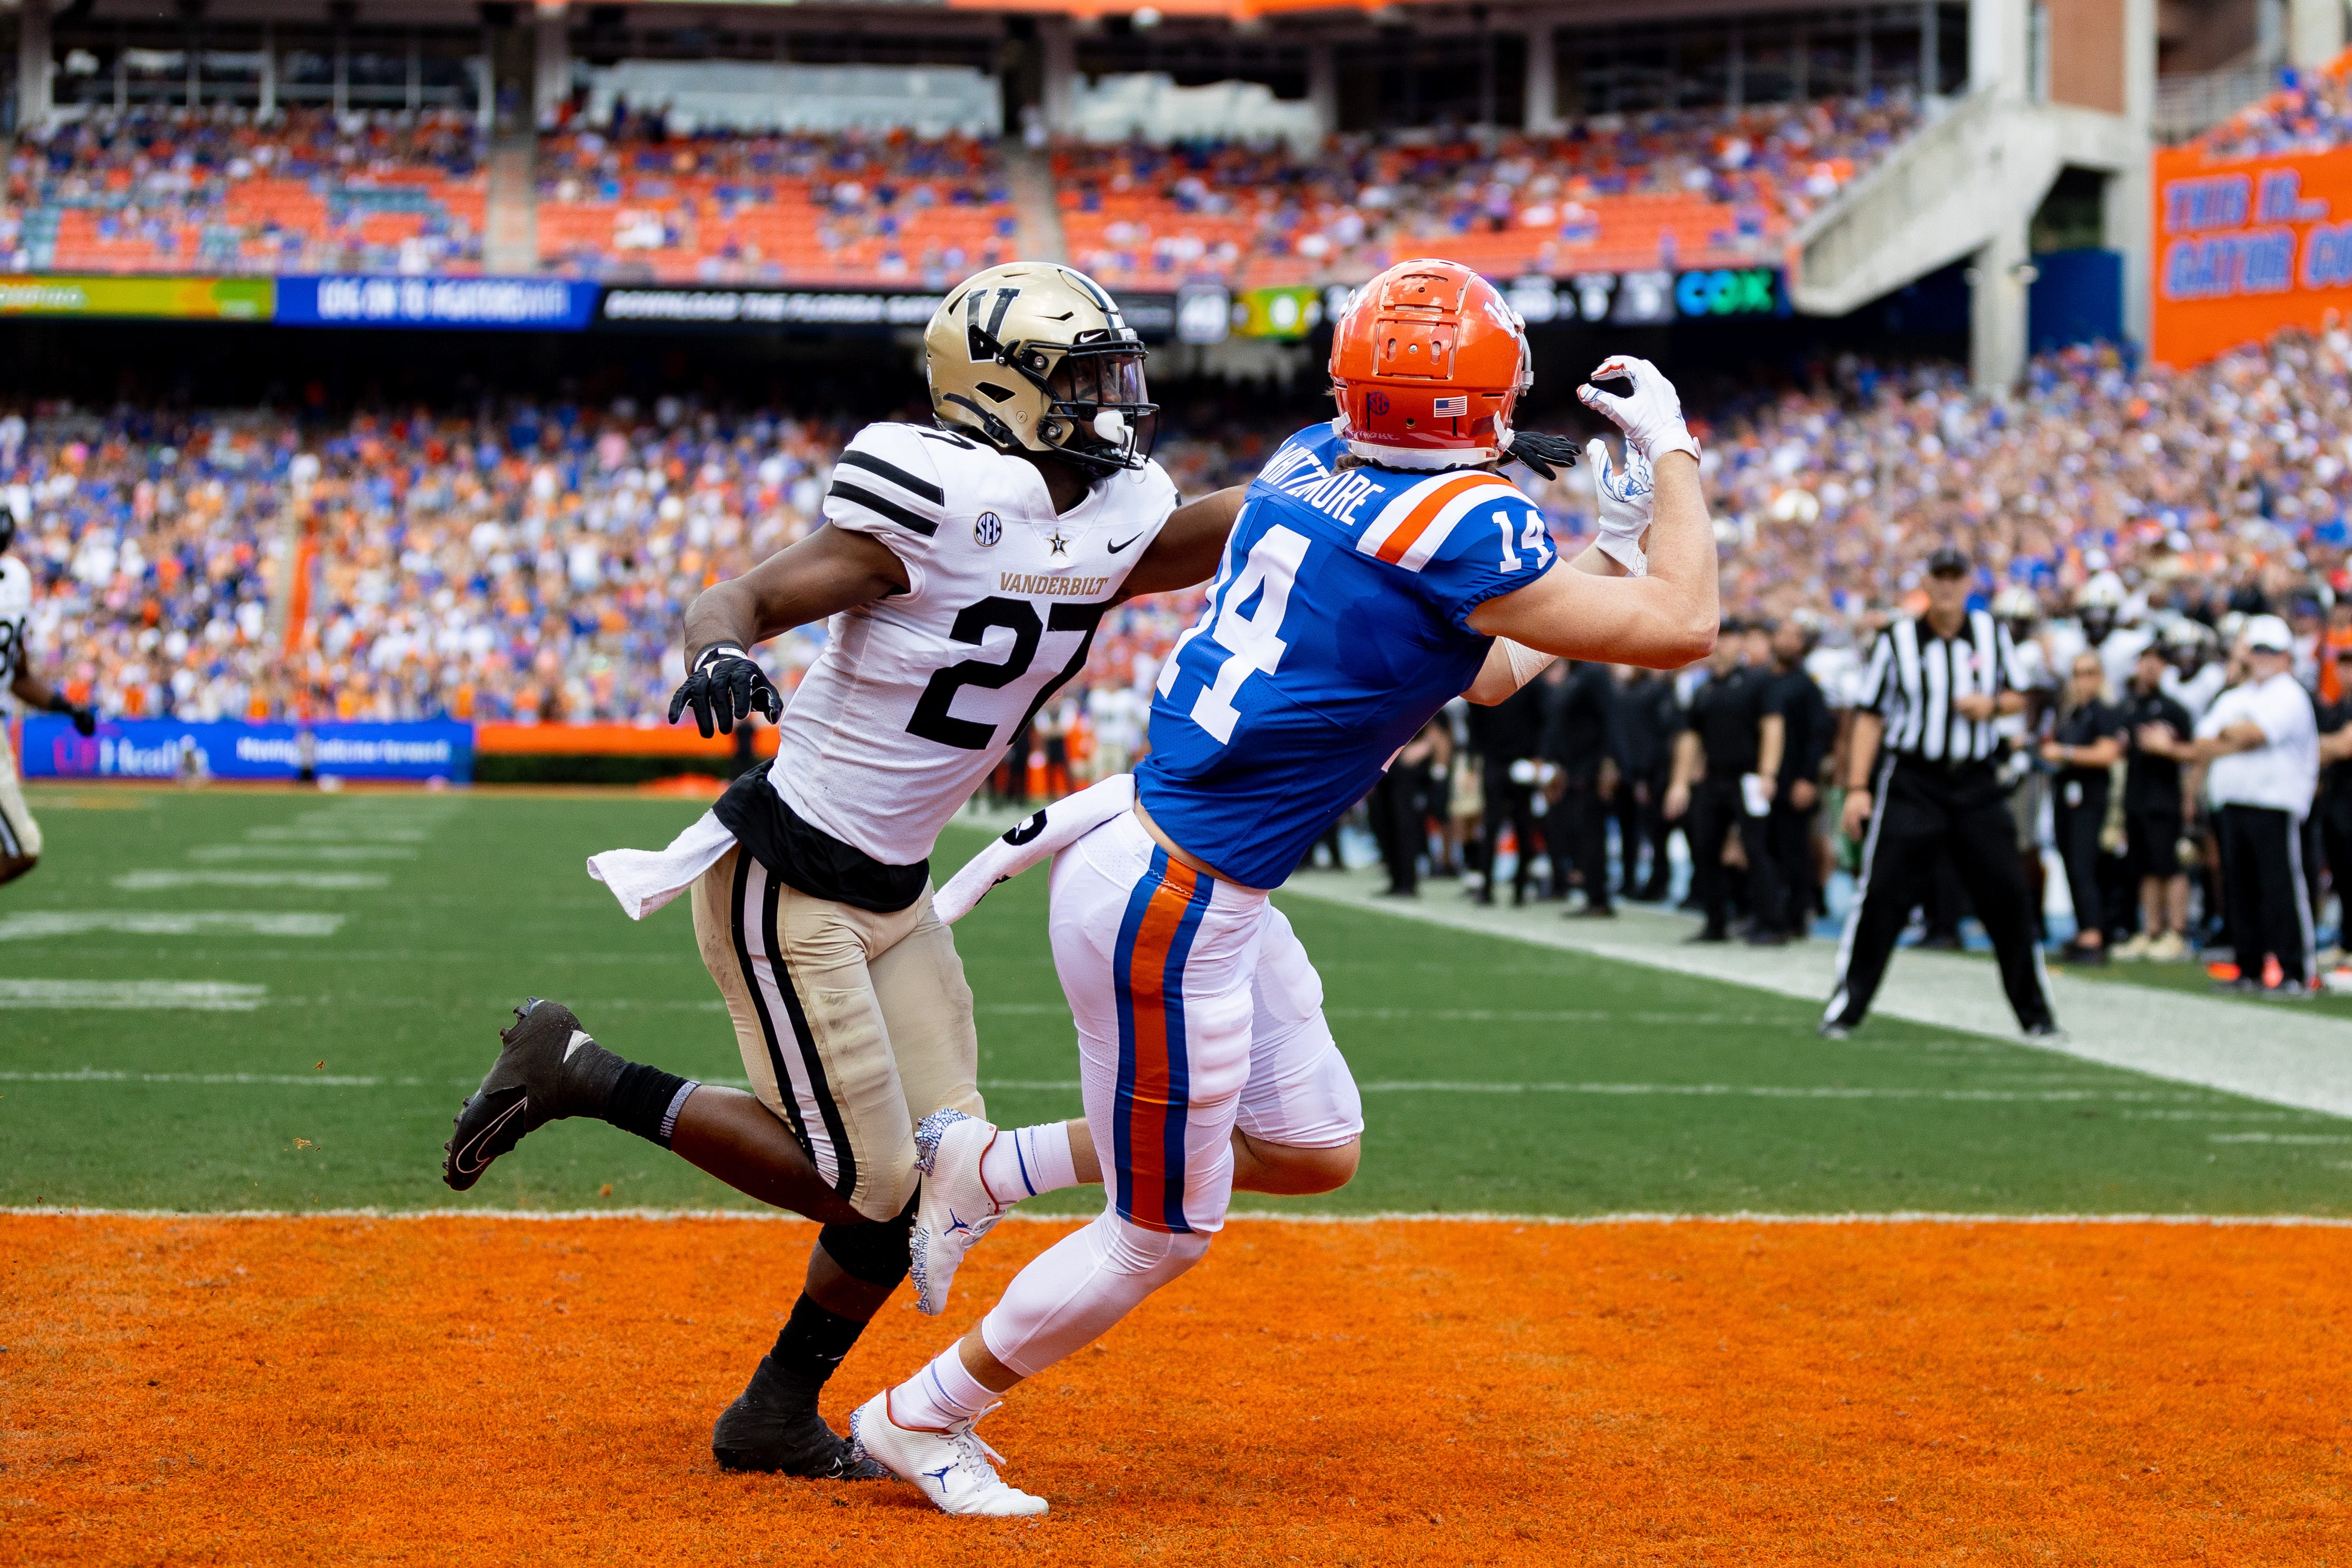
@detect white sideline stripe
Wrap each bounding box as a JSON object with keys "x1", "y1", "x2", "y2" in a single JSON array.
[
  {"x1": 244, "y1": 827, "x2": 430, "y2": 843},
  {"x1": 977, "y1": 1002, "x2": 1796, "y2": 1026},
  {"x1": 5, "y1": 1206, "x2": 2349, "y2": 1228},
  {"x1": 0, "y1": 981, "x2": 269, "y2": 1011},
  {"x1": 1273, "y1": 867, "x2": 2352, "y2": 1121},
  {"x1": 0, "y1": 911, "x2": 344, "y2": 941},
  {"x1": 0, "y1": 1068, "x2": 2297, "y2": 1111},
  {"x1": 114, "y1": 871, "x2": 391, "y2": 890}
]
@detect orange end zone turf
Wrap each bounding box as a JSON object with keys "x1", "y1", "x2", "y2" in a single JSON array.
[{"x1": 7, "y1": 1216, "x2": 2348, "y2": 1563}]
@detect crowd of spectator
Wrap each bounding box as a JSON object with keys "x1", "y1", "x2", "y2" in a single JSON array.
[
  {"x1": 8, "y1": 322, "x2": 2352, "y2": 741},
  {"x1": 2, "y1": 107, "x2": 485, "y2": 275},
  {"x1": 1057, "y1": 94, "x2": 1920, "y2": 290},
  {"x1": 536, "y1": 121, "x2": 1017, "y2": 284},
  {"x1": 2187, "y1": 49, "x2": 2352, "y2": 162}
]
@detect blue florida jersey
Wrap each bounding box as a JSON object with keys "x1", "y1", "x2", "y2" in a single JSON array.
[{"x1": 1139, "y1": 420, "x2": 1559, "y2": 887}]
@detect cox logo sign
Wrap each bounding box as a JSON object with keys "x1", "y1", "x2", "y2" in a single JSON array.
[{"x1": 1675, "y1": 269, "x2": 1780, "y2": 317}]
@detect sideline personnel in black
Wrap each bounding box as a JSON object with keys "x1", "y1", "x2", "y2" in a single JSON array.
[
  {"x1": 1823, "y1": 547, "x2": 2058, "y2": 1038},
  {"x1": 1765, "y1": 616, "x2": 1832, "y2": 938},
  {"x1": 1667, "y1": 625, "x2": 1785, "y2": 942},
  {"x1": 1541, "y1": 659, "x2": 1623, "y2": 915}
]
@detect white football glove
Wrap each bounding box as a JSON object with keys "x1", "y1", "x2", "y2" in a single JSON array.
[
  {"x1": 1585, "y1": 438, "x2": 1653, "y2": 578},
  {"x1": 1576, "y1": 355, "x2": 1700, "y2": 465}
]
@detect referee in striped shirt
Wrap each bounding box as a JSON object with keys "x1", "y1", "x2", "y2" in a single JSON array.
[{"x1": 1823, "y1": 546, "x2": 2059, "y2": 1039}]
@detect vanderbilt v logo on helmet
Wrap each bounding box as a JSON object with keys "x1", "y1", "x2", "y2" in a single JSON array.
[{"x1": 925, "y1": 263, "x2": 1158, "y2": 477}]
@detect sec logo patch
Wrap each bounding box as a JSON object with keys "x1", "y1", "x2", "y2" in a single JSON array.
[{"x1": 975, "y1": 511, "x2": 1002, "y2": 547}]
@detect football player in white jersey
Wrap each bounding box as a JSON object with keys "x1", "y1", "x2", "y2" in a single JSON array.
[
  {"x1": 0, "y1": 505, "x2": 98, "y2": 885},
  {"x1": 442, "y1": 263, "x2": 1265, "y2": 1480}
]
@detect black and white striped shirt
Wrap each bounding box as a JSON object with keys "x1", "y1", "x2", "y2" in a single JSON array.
[{"x1": 1854, "y1": 610, "x2": 2025, "y2": 764}]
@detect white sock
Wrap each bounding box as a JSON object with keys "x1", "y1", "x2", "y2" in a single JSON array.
[
  {"x1": 890, "y1": 1343, "x2": 996, "y2": 1432},
  {"x1": 980, "y1": 1122, "x2": 1081, "y2": 1206}
]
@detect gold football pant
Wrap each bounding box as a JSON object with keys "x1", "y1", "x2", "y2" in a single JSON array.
[
  {"x1": 0, "y1": 724, "x2": 41, "y2": 861},
  {"x1": 691, "y1": 844, "x2": 982, "y2": 1222}
]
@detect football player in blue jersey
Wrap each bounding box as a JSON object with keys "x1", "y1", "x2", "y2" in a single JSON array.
[{"x1": 848, "y1": 259, "x2": 1721, "y2": 1515}]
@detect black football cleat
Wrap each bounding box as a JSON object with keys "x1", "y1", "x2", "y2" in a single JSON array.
[
  {"x1": 442, "y1": 998, "x2": 622, "y2": 1191},
  {"x1": 712, "y1": 1355, "x2": 885, "y2": 1479}
]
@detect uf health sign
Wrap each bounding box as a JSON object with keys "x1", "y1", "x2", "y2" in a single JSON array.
[
  {"x1": 20, "y1": 718, "x2": 473, "y2": 782},
  {"x1": 2153, "y1": 145, "x2": 2352, "y2": 366},
  {"x1": 276, "y1": 275, "x2": 599, "y2": 331}
]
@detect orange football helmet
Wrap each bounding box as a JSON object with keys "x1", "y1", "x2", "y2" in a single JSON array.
[{"x1": 1328, "y1": 259, "x2": 1532, "y2": 470}]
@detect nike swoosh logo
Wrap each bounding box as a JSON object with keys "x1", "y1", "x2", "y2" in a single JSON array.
[
  {"x1": 454, "y1": 1094, "x2": 530, "y2": 1174},
  {"x1": 564, "y1": 1029, "x2": 594, "y2": 1059},
  {"x1": 1107, "y1": 532, "x2": 1145, "y2": 553}
]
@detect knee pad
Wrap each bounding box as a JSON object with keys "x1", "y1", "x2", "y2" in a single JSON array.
[
  {"x1": 1096, "y1": 1212, "x2": 1213, "y2": 1286},
  {"x1": 817, "y1": 1193, "x2": 916, "y2": 1290}
]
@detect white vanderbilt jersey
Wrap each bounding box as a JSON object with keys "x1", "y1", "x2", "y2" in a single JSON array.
[
  {"x1": 0, "y1": 556, "x2": 31, "y2": 713},
  {"x1": 776, "y1": 422, "x2": 1179, "y2": 865}
]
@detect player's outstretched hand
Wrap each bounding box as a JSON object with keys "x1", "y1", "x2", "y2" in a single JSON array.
[
  {"x1": 1577, "y1": 356, "x2": 1700, "y2": 464},
  {"x1": 668, "y1": 642, "x2": 781, "y2": 737},
  {"x1": 1585, "y1": 438, "x2": 1655, "y2": 577},
  {"x1": 1502, "y1": 429, "x2": 1582, "y2": 481},
  {"x1": 69, "y1": 704, "x2": 97, "y2": 738}
]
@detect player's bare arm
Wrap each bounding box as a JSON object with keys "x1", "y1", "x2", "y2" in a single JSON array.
[
  {"x1": 1468, "y1": 358, "x2": 1718, "y2": 668},
  {"x1": 11, "y1": 665, "x2": 95, "y2": 737},
  {"x1": 1113, "y1": 484, "x2": 1247, "y2": 602},
  {"x1": 668, "y1": 526, "x2": 911, "y2": 737}
]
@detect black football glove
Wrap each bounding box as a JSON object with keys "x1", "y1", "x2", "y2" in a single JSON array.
[
  {"x1": 667, "y1": 643, "x2": 780, "y2": 738},
  {"x1": 42, "y1": 694, "x2": 96, "y2": 737},
  {"x1": 1503, "y1": 429, "x2": 1583, "y2": 481}
]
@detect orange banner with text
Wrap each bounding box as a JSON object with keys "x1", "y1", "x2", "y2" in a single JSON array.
[{"x1": 2152, "y1": 143, "x2": 2352, "y2": 366}]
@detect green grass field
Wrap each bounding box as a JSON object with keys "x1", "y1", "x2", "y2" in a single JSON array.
[{"x1": 6, "y1": 785, "x2": 2350, "y2": 1217}]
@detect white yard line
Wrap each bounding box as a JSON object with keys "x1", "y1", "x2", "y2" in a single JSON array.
[
  {"x1": 113, "y1": 871, "x2": 391, "y2": 891},
  {"x1": 188, "y1": 844, "x2": 416, "y2": 862},
  {"x1": 1274, "y1": 868, "x2": 2352, "y2": 1121},
  {"x1": 0, "y1": 911, "x2": 344, "y2": 941},
  {"x1": 0, "y1": 980, "x2": 269, "y2": 1011}
]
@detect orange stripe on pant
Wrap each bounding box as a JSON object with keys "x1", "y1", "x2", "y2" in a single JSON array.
[{"x1": 1114, "y1": 852, "x2": 1204, "y2": 1233}]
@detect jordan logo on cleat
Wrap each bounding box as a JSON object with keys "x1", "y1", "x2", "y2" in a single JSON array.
[
  {"x1": 945, "y1": 1210, "x2": 973, "y2": 1235},
  {"x1": 921, "y1": 1465, "x2": 954, "y2": 1492}
]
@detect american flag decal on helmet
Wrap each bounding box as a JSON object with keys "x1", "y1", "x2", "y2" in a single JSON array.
[{"x1": 1432, "y1": 395, "x2": 1469, "y2": 417}]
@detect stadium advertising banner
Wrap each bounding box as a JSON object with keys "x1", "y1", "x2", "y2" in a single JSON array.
[
  {"x1": 20, "y1": 718, "x2": 474, "y2": 783},
  {"x1": 0, "y1": 275, "x2": 273, "y2": 321},
  {"x1": 276, "y1": 275, "x2": 601, "y2": 331},
  {"x1": 595, "y1": 284, "x2": 1180, "y2": 340},
  {"x1": 2153, "y1": 145, "x2": 2352, "y2": 366}
]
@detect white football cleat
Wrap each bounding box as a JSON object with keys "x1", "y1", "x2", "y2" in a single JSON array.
[
  {"x1": 911, "y1": 1108, "x2": 1004, "y2": 1316},
  {"x1": 850, "y1": 1391, "x2": 1048, "y2": 1517}
]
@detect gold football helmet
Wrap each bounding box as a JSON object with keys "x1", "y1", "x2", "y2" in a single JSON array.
[{"x1": 923, "y1": 263, "x2": 1157, "y2": 475}]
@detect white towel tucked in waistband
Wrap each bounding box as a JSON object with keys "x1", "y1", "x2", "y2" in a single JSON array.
[
  {"x1": 586, "y1": 808, "x2": 737, "y2": 921},
  {"x1": 932, "y1": 773, "x2": 1136, "y2": 926}
]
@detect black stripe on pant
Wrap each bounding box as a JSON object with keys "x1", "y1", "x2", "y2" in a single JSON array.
[
  {"x1": 1825, "y1": 758, "x2": 2054, "y2": 1030},
  {"x1": 728, "y1": 851, "x2": 857, "y2": 1201},
  {"x1": 2218, "y1": 802, "x2": 2317, "y2": 987}
]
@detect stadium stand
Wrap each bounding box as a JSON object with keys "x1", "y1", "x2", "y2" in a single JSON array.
[
  {"x1": 2, "y1": 108, "x2": 486, "y2": 276},
  {"x1": 2185, "y1": 49, "x2": 2352, "y2": 160},
  {"x1": 534, "y1": 123, "x2": 1018, "y2": 285},
  {"x1": 1056, "y1": 97, "x2": 1920, "y2": 291},
  {"x1": 10, "y1": 322, "x2": 2347, "y2": 728}
]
